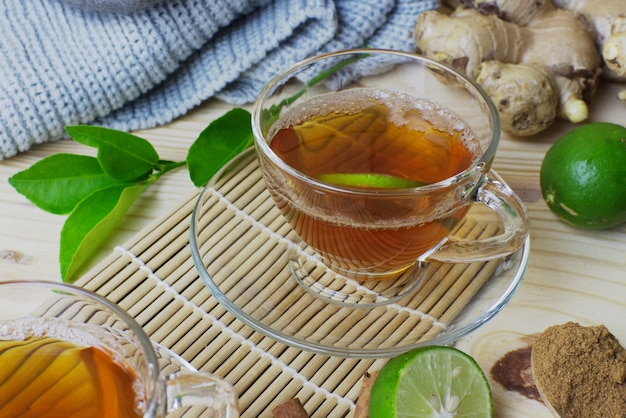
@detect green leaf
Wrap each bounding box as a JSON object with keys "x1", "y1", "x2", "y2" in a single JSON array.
[
  {"x1": 8, "y1": 154, "x2": 130, "y2": 214},
  {"x1": 66, "y1": 125, "x2": 159, "y2": 180},
  {"x1": 60, "y1": 184, "x2": 146, "y2": 282},
  {"x1": 187, "y1": 108, "x2": 253, "y2": 187}
]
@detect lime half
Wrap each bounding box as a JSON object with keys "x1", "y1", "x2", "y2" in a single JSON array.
[{"x1": 369, "y1": 346, "x2": 493, "y2": 418}]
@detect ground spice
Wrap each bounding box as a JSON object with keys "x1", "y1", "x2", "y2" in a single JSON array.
[{"x1": 532, "y1": 322, "x2": 626, "y2": 418}]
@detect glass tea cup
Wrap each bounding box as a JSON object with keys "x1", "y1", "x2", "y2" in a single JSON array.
[
  {"x1": 0, "y1": 280, "x2": 238, "y2": 417},
  {"x1": 252, "y1": 49, "x2": 529, "y2": 304}
]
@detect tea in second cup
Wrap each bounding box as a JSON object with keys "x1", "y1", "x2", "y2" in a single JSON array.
[{"x1": 253, "y1": 49, "x2": 529, "y2": 304}]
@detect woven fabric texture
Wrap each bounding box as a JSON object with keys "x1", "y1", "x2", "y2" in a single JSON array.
[{"x1": 0, "y1": 0, "x2": 439, "y2": 159}]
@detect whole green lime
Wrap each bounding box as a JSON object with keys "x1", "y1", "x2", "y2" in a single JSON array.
[
  {"x1": 369, "y1": 346, "x2": 493, "y2": 418},
  {"x1": 540, "y1": 122, "x2": 626, "y2": 229}
]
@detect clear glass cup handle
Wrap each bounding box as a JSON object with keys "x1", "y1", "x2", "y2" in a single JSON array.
[
  {"x1": 423, "y1": 172, "x2": 529, "y2": 263},
  {"x1": 165, "y1": 372, "x2": 239, "y2": 417}
]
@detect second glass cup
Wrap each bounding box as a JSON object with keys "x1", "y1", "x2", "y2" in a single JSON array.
[
  {"x1": 252, "y1": 49, "x2": 529, "y2": 304},
  {"x1": 0, "y1": 280, "x2": 238, "y2": 417}
]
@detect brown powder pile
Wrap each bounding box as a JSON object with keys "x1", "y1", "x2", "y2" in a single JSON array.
[{"x1": 532, "y1": 322, "x2": 626, "y2": 418}]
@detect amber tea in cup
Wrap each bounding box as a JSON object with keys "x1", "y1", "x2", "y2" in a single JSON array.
[
  {"x1": 269, "y1": 88, "x2": 478, "y2": 277},
  {"x1": 253, "y1": 49, "x2": 529, "y2": 305},
  {"x1": 0, "y1": 334, "x2": 141, "y2": 416},
  {"x1": 0, "y1": 281, "x2": 238, "y2": 418}
]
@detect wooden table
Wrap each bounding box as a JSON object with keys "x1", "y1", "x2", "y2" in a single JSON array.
[{"x1": 1, "y1": 82, "x2": 625, "y2": 417}]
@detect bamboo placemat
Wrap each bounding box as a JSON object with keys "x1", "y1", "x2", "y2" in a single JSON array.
[
  {"x1": 75, "y1": 192, "x2": 378, "y2": 417},
  {"x1": 75, "y1": 160, "x2": 521, "y2": 417}
]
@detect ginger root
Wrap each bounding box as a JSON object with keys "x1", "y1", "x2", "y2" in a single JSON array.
[
  {"x1": 415, "y1": 0, "x2": 602, "y2": 136},
  {"x1": 475, "y1": 61, "x2": 558, "y2": 134},
  {"x1": 552, "y1": 0, "x2": 626, "y2": 100}
]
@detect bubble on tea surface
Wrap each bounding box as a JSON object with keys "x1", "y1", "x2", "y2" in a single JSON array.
[{"x1": 2, "y1": 317, "x2": 101, "y2": 344}]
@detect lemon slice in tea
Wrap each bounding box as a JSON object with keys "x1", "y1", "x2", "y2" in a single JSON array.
[
  {"x1": 369, "y1": 346, "x2": 493, "y2": 418},
  {"x1": 317, "y1": 173, "x2": 427, "y2": 189}
]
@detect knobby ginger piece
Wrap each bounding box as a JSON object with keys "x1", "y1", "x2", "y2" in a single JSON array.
[
  {"x1": 415, "y1": 0, "x2": 602, "y2": 135},
  {"x1": 552, "y1": 0, "x2": 626, "y2": 100}
]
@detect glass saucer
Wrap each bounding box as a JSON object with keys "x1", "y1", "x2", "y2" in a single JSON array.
[{"x1": 190, "y1": 148, "x2": 529, "y2": 358}]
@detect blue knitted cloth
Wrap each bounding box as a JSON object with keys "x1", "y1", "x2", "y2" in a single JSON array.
[{"x1": 0, "y1": 0, "x2": 439, "y2": 159}]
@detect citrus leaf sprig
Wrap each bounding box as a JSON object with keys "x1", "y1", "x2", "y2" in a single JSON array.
[
  {"x1": 8, "y1": 54, "x2": 368, "y2": 283},
  {"x1": 9, "y1": 108, "x2": 253, "y2": 282}
]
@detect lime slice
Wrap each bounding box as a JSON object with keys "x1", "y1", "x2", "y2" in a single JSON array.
[
  {"x1": 317, "y1": 173, "x2": 427, "y2": 189},
  {"x1": 369, "y1": 346, "x2": 493, "y2": 418}
]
